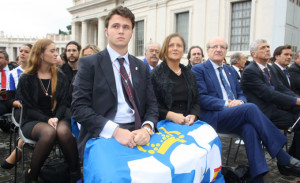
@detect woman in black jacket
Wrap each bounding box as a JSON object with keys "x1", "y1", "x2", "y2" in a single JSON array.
[
  {"x1": 151, "y1": 33, "x2": 200, "y2": 125},
  {"x1": 18, "y1": 39, "x2": 80, "y2": 183}
]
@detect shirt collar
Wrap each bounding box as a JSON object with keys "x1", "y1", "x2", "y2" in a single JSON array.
[
  {"x1": 209, "y1": 59, "x2": 224, "y2": 70},
  {"x1": 107, "y1": 44, "x2": 129, "y2": 65},
  {"x1": 232, "y1": 65, "x2": 240, "y2": 72},
  {"x1": 255, "y1": 61, "x2": 267, "y2": 71},
  {"x1": 274, "y1": 62, "x2": 286, "y2": 71}
]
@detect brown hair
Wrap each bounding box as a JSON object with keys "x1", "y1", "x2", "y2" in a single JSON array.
[
  {"x1": 159, "y1": 33, "x2": 185, "y2": 62},
  {"x1": 25, "y1": 39, "x2": 58, "y2": 110},
  {"x1": 273, "y1": 45, "x2": 292, "y2": 59},
  {"x1": 105, "y1": 6, "x2": 135, "y2": 29}
]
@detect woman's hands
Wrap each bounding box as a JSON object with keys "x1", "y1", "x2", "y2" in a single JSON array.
[
  {"x1": 48, "y1": 117, "x2": 58, "y2": 129},
  {"x1": 166, "y1": 111, "x2": 196, "y2": 125}
]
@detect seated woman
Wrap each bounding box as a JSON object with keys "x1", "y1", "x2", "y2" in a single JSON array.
[
  {"x1": 17, "y1": 39, "x2": 80, "y2": 183},
  {"x1": 151, "y1": 33, "x2": 200, "y2": 125},
  {"x1": 1, "y1": 43, "x2": 32, "y2": 169}
]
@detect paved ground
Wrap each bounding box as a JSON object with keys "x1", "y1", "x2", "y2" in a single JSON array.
[{"x1": 1, "y1": 128, "x2": 300, "y2": 182}]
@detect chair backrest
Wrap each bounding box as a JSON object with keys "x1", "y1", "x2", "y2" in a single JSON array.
[
  {"x1": 11, "y1": 107, "x2": 20, "y2": 127},
  {"x1": 218, "y1": 133, "x2": 239, "y2": 139},
  {"x1": 18, "y1": 107, "x2": 36, "y2": 145}
]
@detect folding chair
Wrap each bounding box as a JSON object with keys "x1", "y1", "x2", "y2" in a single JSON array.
[
  {"x1": 218, "y1": 133, "x2": 241, "y2": 165},
  {"x1": 10, "y1": 108, "x2": 21, "y2": 183}
]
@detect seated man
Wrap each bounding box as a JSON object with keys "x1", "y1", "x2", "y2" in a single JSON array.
[
  {"x1": 71, "y1": 6, "x2": 158, "y2": 160},
  {"x1": 192, "y1": 37, "x2": 300, "y2": 182},
  {"x1": 241, "y1": 40, "x2": 300, "y2": 159},
  {"x1": 288, "y1": 50, "x2": 300, "y2": 95}
]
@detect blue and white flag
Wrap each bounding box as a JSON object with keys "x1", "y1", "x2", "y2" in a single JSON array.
[{"x1": 84, "y1": 120, "x2": 224, "y2": 183}]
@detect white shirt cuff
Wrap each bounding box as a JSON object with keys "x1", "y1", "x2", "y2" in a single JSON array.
[
  {"x1": 142, "y1": 121, "x2": 155, "y2": 133},
  {"x1": 99, "y1": 120, "x2": 119, "y2": 139}
]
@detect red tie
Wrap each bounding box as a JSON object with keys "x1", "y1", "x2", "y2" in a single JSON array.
[{"x1": 1, "y1": 69, "x2": 6, "y2": 100}]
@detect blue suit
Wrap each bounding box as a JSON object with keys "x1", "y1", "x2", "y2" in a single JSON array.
[
  {"x1": 142, "y1": 58, "x2": 152, "y2": 71},
  {"x1": 192, "y1": 60, "x2": 287, "y2": 179}
]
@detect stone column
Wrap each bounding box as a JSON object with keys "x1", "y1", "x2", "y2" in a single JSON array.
[
  {"x1": 98, "y1": 17, "x2": 106, "y2": 50},
  {"x1": 71, "y1": 22, "x2": 76, "y2": 41},
  {"x1": 81, "y1": 20, "x2": 88, "y2": 47}
]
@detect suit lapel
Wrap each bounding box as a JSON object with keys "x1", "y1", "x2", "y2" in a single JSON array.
[
  {"x1": 128, "y1": 55, "x2": 141, "y2": 107},
  {"x1": 98, "y1": 49, "x2": 117, "y2": 99},
  {"x1": 205, "y1": 60, "x2": 223, "y2": 99}
]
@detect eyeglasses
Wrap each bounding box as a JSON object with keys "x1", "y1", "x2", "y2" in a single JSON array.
[{"x1": 208, "y1": 45, "x2": 227, "y2": 50}]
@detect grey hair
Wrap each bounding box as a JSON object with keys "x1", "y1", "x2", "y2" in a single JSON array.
[
  {"x1": 249, "y1": 39, "x2": 267, "y2": 57},
  {"x1": 144, "y1": 42, "x2": 160, "y2": 52},
  {"x1": 206, "y1": 38, "x2": 228, "y2": 49},
  {"x1": 230, "y1": 52, "x2": 242, "y2": 65}
]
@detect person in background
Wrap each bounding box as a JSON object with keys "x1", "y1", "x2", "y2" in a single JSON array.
[
  {"x1": 1, "y1": 43, "x2": 32, "y2": 170},
  {"x1": 142, "y1": 42, "x2": 160, "y2": 71},
  {"x1": 79, "y1": 44, "x2": 100, "y2": 58},
  {"x1": 18, "y1": 39, "x2": 81, "y2": 183},
  {"x1": 151, "y1": 33, "x2": 199, "y2": 125},
  {"x1": 187, "y1": 46, "x2": 204, "y2": 69},
  {"x1": 0, "y1": 50, "x2": 12, "y2": 133},
  {"x1": 288, "y1": 50, "x2": 300, "y2": 95}
]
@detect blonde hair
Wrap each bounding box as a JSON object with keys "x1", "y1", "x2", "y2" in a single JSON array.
[
  {"x1": 25, "y1": 39, "x2": 58, "y2": 111},
  {"x1": 79, "y1": 44, "x2": 100, "y2": 58}
]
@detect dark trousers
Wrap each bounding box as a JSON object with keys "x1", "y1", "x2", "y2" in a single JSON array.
[
  {"x1": 207, "y1": 103, "x2": 287, "y2": 179},
  {"x1": 270, "y1": 107, "x2": 300, "y2": 159}
]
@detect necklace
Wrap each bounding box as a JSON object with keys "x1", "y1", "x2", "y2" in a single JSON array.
[
  {"x1": 174, "y1": 68, "x2": 181, "y2": 74},
  {"x1": 38, "y1": 78, "x2": 52, "y2": 97}
]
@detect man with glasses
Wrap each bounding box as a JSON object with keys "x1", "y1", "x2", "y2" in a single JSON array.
[
  {"x1": 192, "y1": 37, "x2": 300, "y2": 182},
  {"x1": 142, "y1": 42, "x2": 160, "y2": 71}
]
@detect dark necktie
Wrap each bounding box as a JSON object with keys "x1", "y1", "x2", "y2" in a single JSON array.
[
  {"x1": 263, "y1": 67, "x2": 274, "y2": 90},
  {"x1": 1, "y1": 69, "x2": 6, "y2": 100},
  {"x1": 217, "y1": 67, "x2": 235, "y2": 100},
  {"x1": 117, "y1": 58, "x2": 141, "y2": 129},
  {"x1": 283, "y1": 69, "x2": 290, "y2": 86},
  {"x1": 239, "y1": 69, "x2": 243, "y2": 77}
]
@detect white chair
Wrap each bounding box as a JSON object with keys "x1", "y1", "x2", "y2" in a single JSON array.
[{"x1": 218, "y1": 133, "x2": 241, "y2": 165}]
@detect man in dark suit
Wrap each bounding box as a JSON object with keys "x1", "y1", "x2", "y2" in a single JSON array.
[
  {"x1": 230, "y1": 52, "x2": 246, "y2": 82},
  {"x1": 271, "y1": 45, "x2": 293, "y2": 89},
  {"x1": 192, "y1": 37, "x2": 300, "y2": 182},
  {"x1": 241, "y1": 39, "x2": 300, "y2": 159},
  {"x1": 288, "y1": 50, "x2": 300, "y2": 95},
  {"x1": 71, "y1": 6, "x2": 158, "y2": 159}
]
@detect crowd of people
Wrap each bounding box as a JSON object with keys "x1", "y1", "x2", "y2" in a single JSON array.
[{"x1": 0, "y1": 5, "x2": 300, "y2": 183}]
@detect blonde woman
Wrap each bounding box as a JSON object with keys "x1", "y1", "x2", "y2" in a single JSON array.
[{"x1": 18, "y1": 39, "x2": 80, "y2": 183}]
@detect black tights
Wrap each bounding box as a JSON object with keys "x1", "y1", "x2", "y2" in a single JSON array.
[{"x1": 29, "y1": 121, "x2": 79, "y2": 180}]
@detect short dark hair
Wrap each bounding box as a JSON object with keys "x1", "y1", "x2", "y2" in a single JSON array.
[
  {"x1": 295, "y1": 50, "x2": 300, "y2": 59},
  {"x1": 0, "y1": 50, "x2": 9, "y2": 60},
  {"x1": 273, "y1": 45, "x2": 292, "y2": 59},
  {"x1": 187, "y1": 46, "x2": 204, "y2": 60},
  {"x1": 105, "y1": 6, "x2": 135, "y2": 29}
]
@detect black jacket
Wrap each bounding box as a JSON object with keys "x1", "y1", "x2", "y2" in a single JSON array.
[
  {"x1": 17, "y1": 71, "x2": 69, "y2": 125},
  {"x1": 151, "y1": 61, "x2": 200, "y2": 120},
  {"x1": 288, "y1": 62, "x2": 300, "y2": 95}
]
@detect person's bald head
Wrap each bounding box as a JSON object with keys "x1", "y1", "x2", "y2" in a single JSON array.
[{"x1": 206, "y1": 37, "x2": 228, "y2": 66}]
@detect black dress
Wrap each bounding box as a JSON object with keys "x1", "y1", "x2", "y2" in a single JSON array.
[{"x1": 17, "y1": 71, "x2": 70, "y2": 138}]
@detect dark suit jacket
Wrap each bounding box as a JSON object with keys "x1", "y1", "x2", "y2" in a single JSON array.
[
  {"x1": 71, "y1": 49, "x2": 158, "y2": 158},
  {"x1": 191, "y1": 60, "x2": 246, "y2": 128},
  {"x1": 271, "y1": 63, "x2": 291, "y2": 89},
  {"x1": 241, "y1": 61, "x2": 297, "y2": 118},
  {"x1": 288, "y1": 62, "x2": 300, "y2": 95}
]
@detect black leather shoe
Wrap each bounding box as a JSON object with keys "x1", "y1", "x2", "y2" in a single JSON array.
[
  {"x1": 277, "y1": 157, "x2": 300, "y2": 176},
  {"x1": 1, "y1": 160, "x2": 14, "y2": 169}
]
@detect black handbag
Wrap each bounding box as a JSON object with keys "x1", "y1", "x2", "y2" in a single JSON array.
[{"x1": 39, "y1": 158, "x2": 70, "y2": 183}]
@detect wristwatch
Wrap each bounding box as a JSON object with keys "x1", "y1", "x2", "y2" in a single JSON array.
[{"x1": 143, "y1": 126, "x2": 154, "y2": 135}]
